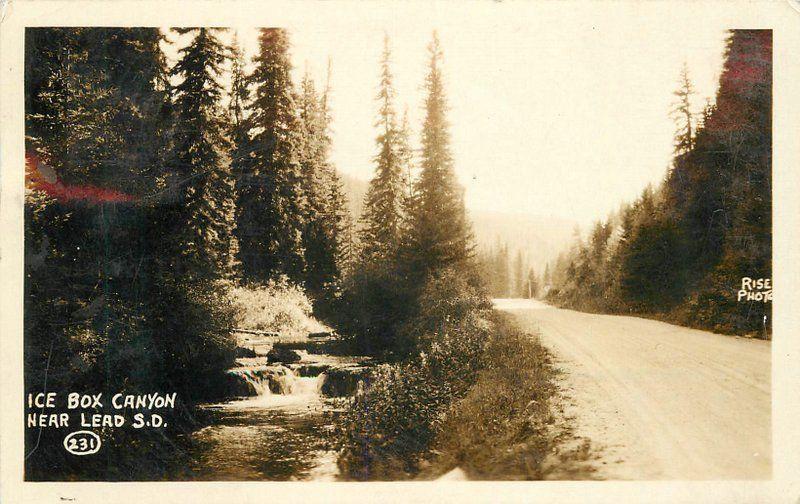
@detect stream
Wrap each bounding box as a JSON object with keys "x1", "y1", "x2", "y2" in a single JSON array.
[{"x1": 183, "y1": 350, "x2": 368, "y2": 481}]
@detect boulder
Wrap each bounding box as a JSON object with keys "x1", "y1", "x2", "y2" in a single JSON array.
[
  {"x1": 293, "y1": 363, "x2": 332, "y2": 377},
  {"x1": 224, "y1": 371, "x2": 256, "y2": 396},
  {"x1": 267, "y1": 347, "x2": 302, "y2": 364},
  {"x1": 320, "y1": 366, "x2": 371, "y2": 397},
  {"x1": 264, "y1": 365, "x2": 296, "y2": 394},
  {"x1": 234, "y1": 346, "x2": 257, "y2": 358}
]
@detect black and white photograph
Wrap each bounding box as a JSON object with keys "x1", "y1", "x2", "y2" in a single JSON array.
[{"x1": 1, "y1": 1, "x2": 799, "y2": 502}]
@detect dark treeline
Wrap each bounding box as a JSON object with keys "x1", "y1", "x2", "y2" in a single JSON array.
[
  {"x1": 24, "y1": 27, "x2": 350, "y2": 479},
  {"x1": 547, "y1": 30, "x2": 771, "y2": 337}
]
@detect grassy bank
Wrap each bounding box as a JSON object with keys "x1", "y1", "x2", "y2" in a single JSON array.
[
  {"x1": 423, "y1": 315, "x2": 556, "y2": 479},
  {"x1": 334, "y1": 300, "x2": 557, "y2": 480}
]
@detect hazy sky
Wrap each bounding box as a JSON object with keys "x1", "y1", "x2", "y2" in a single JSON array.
[{"x1": 166, "y1": 13, "x2": 729, "y2": 227}]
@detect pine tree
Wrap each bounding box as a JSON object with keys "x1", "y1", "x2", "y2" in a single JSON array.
[
  {"x1": 324, "y1": 173, "x2": 353, "y2": 286},
  {"x1": 339, "y1": 212, "x2": 358, "y2": 276},
  {"x1": 228, "y1": 33, "x2": 249, "y2": 283},
  {"x1": 235, "y1": 28, "x2": 307, "y2": 284},
  {"x1": 228, "y1": 34, "x2": 248, "y2": 134},
  {"x1": 514, "y1": 250, "x2": 525, "y2": 297},
  {"x1": 359, "y1": 35, "x2": 408, "y2": 263},
  {"x1": 527, "y1": 267, "x2": 538, "y2": 298},
  {"x1": 672, "y1": 62, "x2": 695, "y2": 154},
  {"x1": 298, "y1": 73, "x2": 329, "y2": 293},
  {"x1": 166, "y1": 27, "x2": 238, "y2": 281},
  {"x1": 228, "y1": 34, "x2": 249, "y2": 163},
  {"x1": 147, "y1": 27, "x2": 238, "y2": 400},
  {"x1": 318, "y1": 63, "x2": 356, "y2": 283},
  {"x1": 494, "y1": 242, "x2": 510, "y2": 297},
  {"x1": 398, "y1": 108, "x2": 415, "y2": 214},
  {"x1": 298, "y1": 69, "x2": 351, "y2": 300},
  {"x1": 403, "y1": 32, "x2": 473, "y2": 277}
]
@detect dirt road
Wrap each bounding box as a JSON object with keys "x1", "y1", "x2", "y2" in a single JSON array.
[{"x1": 495, "y1": 299, "x2": 771, "y2": 480}]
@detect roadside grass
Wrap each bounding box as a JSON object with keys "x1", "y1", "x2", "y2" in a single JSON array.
[
  {"x1": 423, "y1": 313, "x2": 558, "y2": 480},
  {"x1": 334, "y1": 306, "x2": 558, "y2": 480}
]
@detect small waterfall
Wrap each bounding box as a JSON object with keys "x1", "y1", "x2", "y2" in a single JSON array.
[
  {"x1": 226, "y1": 368, "x2": 270, "y2": 396},
  {"x1": 224, "y1": 364, "x2": 329, "y2": 409},
  {"x1": 269, "y1": 369, "x2": 295, "y2": 395},
  {"x1": 195, "y1": 351, "x2": 369, "y2": 480}
]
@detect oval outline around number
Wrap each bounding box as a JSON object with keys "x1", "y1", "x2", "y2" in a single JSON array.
[{"x1": 63, "y1": 430, "x2": 101, "y2": 456}]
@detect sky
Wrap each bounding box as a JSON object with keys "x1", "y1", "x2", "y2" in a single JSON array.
[{"x1": 165, "y1": 11, "x2": 729, "y2": 227}]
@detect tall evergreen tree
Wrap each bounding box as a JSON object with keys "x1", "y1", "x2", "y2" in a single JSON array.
[
  {"x1": 235, "y1": 28, "x2": 307, "y2": 284},
  {"x1": 320, "y1": 64, "x2": 356, "y2": 283},
  {"x1": 298, "y1": 73, "x2": 330, "y2": 292},
  {"x1": 148, "y1": 27, "x2": 238, "y2": 399},
  {"x1": 323, "y1": 173, "x2": 353, "y2": 289},
  {"x1": 228, "y1": 34, "x2": 249, "y2": 163},
  {"x1": 398, "y1": 108, "x2": 415, "y2": 213},
  {"x1": 166, "y1": 27, "x2": 238, "y2": 281},
  {"x1": 298, "y1": 69, "x2": 351, "y2": 301},
  {"x1": 228, "y1": 34, "x2": 248, "y2": 134},
  {"x1": 527, "y1": 267, "x2": 538, "y2": 299},
  {"x1": 403, "y1": 32, "x2": 473, "y2": 277},
  {"x1": 493, "y1": 242, "x2": 510, "y2": 297},
  {"x1": 672, "y1": 62, "x2": 695, "y2": 154},
  {"x1": 359, "y1": 35, "x2": 408, "y2": 263},
  {"x1": 514, "y1": 250, "x2": 525, "y2": 297},
  {"x1": 228, "y1": 33, "x2": 250, "y2": 284}
]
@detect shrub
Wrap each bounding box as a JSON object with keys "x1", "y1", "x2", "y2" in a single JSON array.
[
  {"x1": 335, "y1": 266, "x2": 497, "y2": 479},
  {"x1": 334, "y1": 259, "x2": 557, "y2": 481},
  {"x1": 335, "y1": 363, "x2": 446, "y2": 479},
  {"x1": 401, "y1": 265, "x2": 492, "y2": 346},
  {"x1": 334, "y1": 261, "x2": 417, "y2": 359},
  {"x1": 229, "y1": 277, "x2": 327, "y2": 340},
  {"x1": 429, "y1": 316, "x2": 555, "y2": 479}
]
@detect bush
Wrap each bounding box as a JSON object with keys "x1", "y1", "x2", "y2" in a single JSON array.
[
  {"x1": 335, "y1": 266, "x2": 507, "y2": 479},
  {"x1": 334, "y1": 259, "x2": 557, "y2": 481},
  {"x1": 335, "y1": 363, "x2": 446, "y2": 479},
  {"x1": 401, "y1": 265, "x2": 492, "y2": 346},
  {"x1": 335, "y1": 309, "x2": 556, "y2": 481},
  {"x1": 428, "y1": 316, "x2": 555, "y2": 479},
  {"x1": 334, "y1": 261, "x2": 417, "y2": 358},
  {"x1": 229, "y1": 277, "x2": 327, "y2": 340}
]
